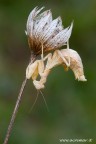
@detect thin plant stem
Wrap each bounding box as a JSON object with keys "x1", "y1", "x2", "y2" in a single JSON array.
[
  {"x1": 3, "y1": 78, "x2": 27, "y2": 144},
  {"x1": 3, "y1": 53, "x2": 36, "y2": 144}
]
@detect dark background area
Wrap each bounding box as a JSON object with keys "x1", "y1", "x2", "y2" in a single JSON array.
[{"x1": 0, "y1": 0, "x2": 96, "y2": 144}]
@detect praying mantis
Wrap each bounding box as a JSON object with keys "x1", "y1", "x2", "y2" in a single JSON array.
[{"x1": 26, "y1": 42, "x2": 86, "y2": 90}]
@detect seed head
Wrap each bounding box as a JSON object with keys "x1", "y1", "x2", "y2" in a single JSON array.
[{"x1": 26, "y1": 6, "x2": 73, "y2": 55}]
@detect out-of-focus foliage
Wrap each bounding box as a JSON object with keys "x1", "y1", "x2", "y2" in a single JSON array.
[{"x1": 0, "y1": 0, "x2": 96, "y2": 144}]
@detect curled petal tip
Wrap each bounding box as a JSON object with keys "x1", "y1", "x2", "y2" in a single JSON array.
[
  {"x1": 25, "y1": 30, "x2": 27, "y2": 35},
  {"x1": 70, "y1": 22, "x2": 73, "y2": 30}
]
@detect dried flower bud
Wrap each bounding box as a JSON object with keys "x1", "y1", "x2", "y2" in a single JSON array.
[{"x1": 26, "y1": 6, "x2": 73, "y2": 55}]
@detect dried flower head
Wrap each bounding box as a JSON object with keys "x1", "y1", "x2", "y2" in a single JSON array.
[
  {"x1": 25, "y1": 6, "x2": 87, "y2": 90},
  {"x1": 26, "y1": 6, "x2": 73, "y2": 55}
]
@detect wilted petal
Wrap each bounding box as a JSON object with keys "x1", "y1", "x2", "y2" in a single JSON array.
[
  {"x1": 34, "y1": 10, "x2": 52, "y2": 40},
  {"x1": 26, "y1": 7, "x2": 37, "y2": 35},
  {"x1": 40, "y1": 17, "x2": 63, "y2": 44},
  {"x1": 26, "y1": 7, "x2": 44, "y2": 36},
  {"x1": 46, "y1": 22, "x2": 73, "y2": 48},
  {"x1": 34, "y1": 9, "x2": 52, "y2": 27}
]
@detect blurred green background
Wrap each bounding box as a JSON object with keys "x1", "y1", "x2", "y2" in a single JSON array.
[{"x1": 0, "y1": 0, "x2": 96, "y2": 144}]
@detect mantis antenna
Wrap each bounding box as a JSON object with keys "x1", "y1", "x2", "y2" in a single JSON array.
[
  {"x1": 29, "y1": 90, "x2": 49, "y2": 112},
  {"x1": 29, "y1": 90, "x2": 39, "y2": 113},
  {"x1": 40, "y1": 90, "x2": 49, "y2": 112}
]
